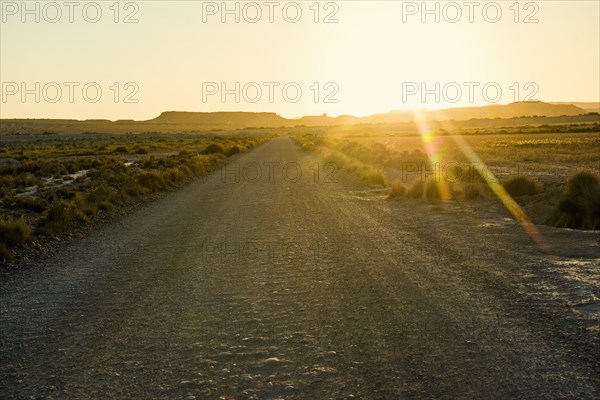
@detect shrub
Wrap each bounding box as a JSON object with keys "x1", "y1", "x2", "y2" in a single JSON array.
[
  {"x1": 202, "y1": 143, "x2": 225, "y2": 155},
  {"x1": 134, "y1": 146, "x2": 148, "y2": 155},
  {"x1": 359, "y1": 167, "x2": 386, "y2": 186},
  {"x1": 550, "y1": 172, "x2": 600, "y2": 230},
  {"x1": 120, "y1": 181, "x2": 149, "y2": 199},
  {"x1": 73, "y1": 193, "x2": 98, "y2": 218},
  {"x1": 168, "y1": 168, "x2": 186, "y2": 184},
  {"x1": 503, "y1": 176, "x2": 540, "y2": 197},
  {"x1": 0, "y1": 175, "x2": 15, "y2": 189},
  {"x1": 424, "y1": 178, "x2": 441, "y2": 200},
  {"x1": 0, "y1": 186, "x2": 11, "y2": 199},
  {"x1": 142, "y1": 157, "x2": 156, "y2": 169},
  {"x1": 138, "y1": 172, "x2": 165, "y2": 191},
  {"x1": 97, "y1": 201, "x2": 114, "y2": 212},
  {"x1": 0, "y1": 243, "x2": 10, "y2": 260},
  {"x1": 0, "y1": 217, "x2": 32, "y2": 247},
  {"x1": 408, "y1": 180, "x2": 424, "y2": 199},
  {"x1": 387, "y1": 182, "x2": 407, "y2": 199},
  {"x1": 564, "y1": 172, "x2": 600, "y2": 201},
  {"x1": 84, "y1": 184, "x2": 116, "y2": 204},
  {"x1": 448, "y1": 165, "x2": 486, "y2": 184},
  {"x1": 39, "y1": 200, "x2": 87, "y2": 234},
  {"x1": 113, "y1": 146, "x2": 128, "y2": 154},
  {"x1": 462, "y1": 183, "x2": 482, "y2": 200},
  {"x1": 14, "y1": 196, "x2": 48, "y2": 213},
  {"x1": 227, "y1": 146, "x2": 241, "y2": 156}
]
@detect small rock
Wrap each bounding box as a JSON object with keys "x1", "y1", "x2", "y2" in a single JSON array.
[{"x1": 264, "y1": 357, "x2": 283, "y2": 364}]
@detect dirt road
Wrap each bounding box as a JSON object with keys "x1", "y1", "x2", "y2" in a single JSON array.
[{"x1": 1, "y1": 137, "x2": 598, "y2": 399}]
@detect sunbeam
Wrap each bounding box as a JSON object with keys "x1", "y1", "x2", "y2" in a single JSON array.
[{"x1": 433, "y1": 117, "x2": 554, "y2": 254}]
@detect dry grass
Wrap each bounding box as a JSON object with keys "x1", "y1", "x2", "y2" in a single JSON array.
[
  {"x1": 387, "y1": 182, "x2": 408, "y2": 199},
  {"x1": 462, "y1": 183, "x2": 484, "y2": 200},
  {"x1": 503, "y1": 176, "x2": 541, "y2": 197},
  {"x1": 0, "y1": 217, "x2": 32, "y2": 258},
  {"x1": 0, "y1": 133, "x2": 274, "y2": 259},
  {"x1": 549, "y1": 172, "x2": 600, "y2": 230},
  {"x1": 408, "y1": 181, "x2": 424, "y2": 199},
  {"x1": 294, "y1": 126, "x2": 599, "y2": 229}
]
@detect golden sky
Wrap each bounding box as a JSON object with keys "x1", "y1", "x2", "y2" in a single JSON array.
[{"x1": 1, "y1": 1, "x2": 598, "y2": 120}]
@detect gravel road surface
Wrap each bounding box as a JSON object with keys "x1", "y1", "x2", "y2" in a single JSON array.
[{"x1": 1, "y1": 137, "x2": 598, "y2": 399}]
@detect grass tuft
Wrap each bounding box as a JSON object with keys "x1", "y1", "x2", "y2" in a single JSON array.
[
  {"x1": 550, "y1": 172, "x2": 600, "y2": 230},
  {"x1": 0, "y1": 217, "x2": 32, "y2": 246},
  {"x1": 38, "y1": 200, "x2": 87, "y2": 235},
  {"x1": 202, "y1": 144, "x2": 225, "y2": 155},
  {"x1": 503, "y1": 176, "x2": 540, "y2": 197},
  {"x1": 387, "y1": 182, "x2": 407, "y2": 199},
  {"x1": 424, "y1": 178, "x2": 441, "y2": 200},
  {"x1": 462, "y1": 183, "x2": 482, "y2": 200},
  {"x1": 408, "y1": 180, "x2": 424, "y2": 199}
]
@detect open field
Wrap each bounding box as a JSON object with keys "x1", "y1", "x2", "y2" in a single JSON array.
[
  {"x1": 1, "y1": 121, "x2": 599, "y2": 399},
  {"x1": 1, "y1": 136, "x2": 598, "y2": 399},
  {"x1": 0, "y1": 132, "x2": 274, "y2": 260},
  {"x1": 291, "y1": 121, "x2": 600, "y2": 231},
  {"x1": 2, "y1": 120, "x2": 598, "y2": 259}
]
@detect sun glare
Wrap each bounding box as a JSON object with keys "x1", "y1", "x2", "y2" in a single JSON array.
[
  {"x1": 414, "y1": 110, "x2": 453, "y2": 201},
  {"x1": 435, "y1": 118, "x2": 554, "y2": 254}
]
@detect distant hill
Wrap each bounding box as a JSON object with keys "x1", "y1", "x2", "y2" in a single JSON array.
[
  {"x1": 295, "y1": 102, "x2": 589, "y2": 126},
  {"x1": 549, "y1": 102, "x2": 600, "y2": 113},
  {"x1": 424, "y1": 101, "x2": 587, "y2": 121},
  {"x1": 0, "y1": 101, "x2": 594, "y2": 135},
  {"x1": 295, "y1": 114, "x2": 361, "y2": 126},
  {"x1": 148, "y1": 111, "x2": 289, "y2": 130}
]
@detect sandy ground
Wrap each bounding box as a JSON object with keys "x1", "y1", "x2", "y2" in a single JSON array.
[{"x1": 1, "y1": 136, "x2": 598, "y2": 399}]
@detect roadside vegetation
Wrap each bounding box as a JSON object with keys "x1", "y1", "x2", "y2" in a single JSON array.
[
  {"x1": 502, "y1": 176, "x2": 541, "y2": 197},
  {"x1": 292, "y1": 133, "x2": 490, "y2": 199},
  {"x1": 0, "y1": 134, "x2": 273, "y2": 260},
  {"x1": 292, "y1": 127, "x2": 600, "y2": 231},
  {"x1": 548, "y1": 172, "x2": 600, "y2": 230}
]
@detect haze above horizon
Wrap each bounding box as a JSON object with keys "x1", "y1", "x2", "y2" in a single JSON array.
[{"x1": 1, "y1": 1, "x2": 599, "y2": 120}]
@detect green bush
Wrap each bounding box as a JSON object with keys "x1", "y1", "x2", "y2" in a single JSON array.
[{"x1": 503, "y1": 176, "x2": 540, "y2": 197}]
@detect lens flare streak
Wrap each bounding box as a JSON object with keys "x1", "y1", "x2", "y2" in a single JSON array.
[
  {"x1": 425, "y1": 115, "x2": 553, "y2": 254},
  {"x1": 414, "y1": 111, "x2": 452, "y2": 201}
]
